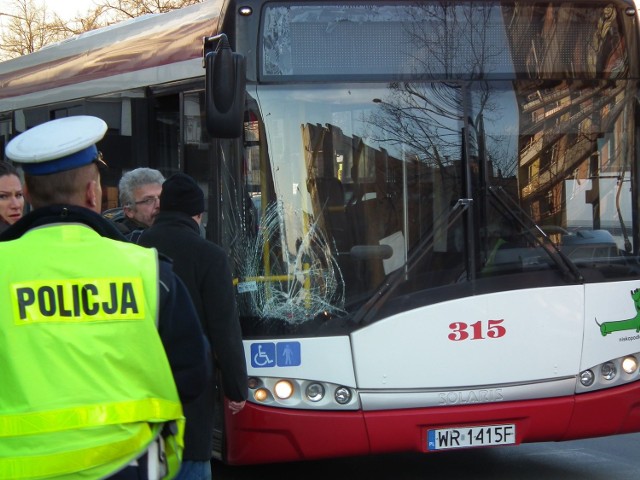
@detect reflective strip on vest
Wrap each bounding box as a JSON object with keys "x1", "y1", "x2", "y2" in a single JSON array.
[
  {"x1": 0, "y1": 424, "x2": 156, "y2": 480},
  {"x1": 0, "y1": 398, "x2": 182, "y2": 437}
]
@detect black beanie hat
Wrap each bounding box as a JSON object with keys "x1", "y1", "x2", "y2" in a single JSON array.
[{"x1": 160, "y1": 173, "x2": 205, "y2": 216}]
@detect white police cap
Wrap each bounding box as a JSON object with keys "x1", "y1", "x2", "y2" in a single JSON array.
[{"x1": 5, "y1": 116, "x2": 108, "y2": 175}]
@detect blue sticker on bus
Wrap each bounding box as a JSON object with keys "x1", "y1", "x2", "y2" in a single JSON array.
[
  {"x1": 277, "y1": 342, "x2": 301, "y2": 366},
  {"x1": 251, "y1": 342, "x2": 301, "y2": 368},
  {"x1": 251, "y1": 343, "x2": 276, "y2": 367}
]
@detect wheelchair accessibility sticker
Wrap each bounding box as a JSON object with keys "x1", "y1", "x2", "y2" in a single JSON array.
[{"x1": 251, "y1": 342, "x2": 301, "y2": 368}]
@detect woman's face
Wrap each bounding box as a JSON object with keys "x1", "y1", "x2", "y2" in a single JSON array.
[{"x1": 0, "y1": 174, "x2": 24, "y2": 225}]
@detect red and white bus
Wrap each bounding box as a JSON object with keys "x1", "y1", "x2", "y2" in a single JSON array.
[{"x1": 2, "y1": 0, "x2": 640, "y2": 466}]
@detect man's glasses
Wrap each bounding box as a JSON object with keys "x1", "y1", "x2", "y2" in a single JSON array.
[{"x1": 132, "y1": 196, "x2": 160, "y2": 207}]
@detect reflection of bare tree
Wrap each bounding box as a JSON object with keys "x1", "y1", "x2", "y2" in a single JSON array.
[
  {"x1": 367, "y1": 78, "x2": 512, "y2": 185},
  {"x1": 406, "y1": 3, "x2": 507, "y2": 78},
  {"x1": 366, "y1": 2, "x2": 511, "y2": 173},
  {"x1": 369, "y1": 82, "x2": 461, "y2": 171}
]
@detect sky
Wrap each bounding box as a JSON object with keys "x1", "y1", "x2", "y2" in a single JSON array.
[
  {"x1": 0, "y1": 0, "x2": 99, "y2": 19},
  {"x1": 44, "y1": 0, "x2": 99, "y2": 19},
  {"x1": 0, "y1": 0, "x2": 98, "y2": 23}
]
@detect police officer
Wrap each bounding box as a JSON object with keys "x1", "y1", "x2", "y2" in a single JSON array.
[{"x1": 0, "y1": 116, "x2": 210, "y2": 480}]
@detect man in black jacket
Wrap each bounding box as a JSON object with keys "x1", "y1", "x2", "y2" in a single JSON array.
[{"x1": 139, "y1": 172, "x2": 248, "y2": 480}]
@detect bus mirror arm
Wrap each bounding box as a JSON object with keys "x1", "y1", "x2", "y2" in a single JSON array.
[{"x1": 203, "y1": 34, "x2": 247, "y2": 138}]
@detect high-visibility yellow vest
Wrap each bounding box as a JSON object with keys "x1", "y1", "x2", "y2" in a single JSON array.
[{"x1": 0, "y1": 224, "x2": 185, "y2": 480}]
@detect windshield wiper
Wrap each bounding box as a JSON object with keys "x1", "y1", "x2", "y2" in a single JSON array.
[
  {"x1": 488, "y1": 185, "x2": 584, "y2": 284},
  {"x1": 353, "y1": 198, "x2": 471, "y2": 326}
]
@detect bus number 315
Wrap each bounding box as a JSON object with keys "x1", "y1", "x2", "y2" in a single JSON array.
[{"x1": 448, "y1": 320, "x2": 506, "y2": 341}]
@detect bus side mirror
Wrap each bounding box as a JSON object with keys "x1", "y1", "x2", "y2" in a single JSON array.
[{"x1": 203, "y1": 34, "x2": 246, "y2": 138}]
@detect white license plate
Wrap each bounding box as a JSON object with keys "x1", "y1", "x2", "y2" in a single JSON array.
[{"x1": 427, "y1": 424, "x2": 516, "y2": 451}]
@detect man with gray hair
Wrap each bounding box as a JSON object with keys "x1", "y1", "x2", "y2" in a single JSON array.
[{"x1": 116, "y1": 167, "x2": 165, "y2": 241}]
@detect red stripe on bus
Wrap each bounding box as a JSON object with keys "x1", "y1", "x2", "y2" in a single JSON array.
[{"x1": 224, "y1": 382, "x2": 640, "y2": 465}]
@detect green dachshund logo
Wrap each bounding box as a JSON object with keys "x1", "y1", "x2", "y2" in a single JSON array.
[{"x1": 597, "y1": 288, "x2": 640, "y2": 336}]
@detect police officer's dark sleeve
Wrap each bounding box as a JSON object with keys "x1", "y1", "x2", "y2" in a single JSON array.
[{"x1": 157, "y1": 259, "x2": 211, "y2": 403}]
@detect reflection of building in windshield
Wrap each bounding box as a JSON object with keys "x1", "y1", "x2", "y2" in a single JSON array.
[
  {"x1": 517, "y1": 81, "x2": 628, "y2": 223},
  {"x1": 506, "y1": 4, "x2": 633, "y2": 251}
]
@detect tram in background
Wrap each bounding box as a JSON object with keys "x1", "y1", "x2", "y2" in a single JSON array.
[{"x1": 3, "y1": 0, "x2": 640, "y2": 466}]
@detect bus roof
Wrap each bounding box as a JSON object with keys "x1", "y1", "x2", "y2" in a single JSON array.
[{"x1": 0, "y1": 0, "x2": 222, "y2": 113}]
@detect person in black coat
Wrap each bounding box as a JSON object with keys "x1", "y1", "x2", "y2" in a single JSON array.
[{"x1": 138, "y1": 173, "x2": 248, "y2": 479}]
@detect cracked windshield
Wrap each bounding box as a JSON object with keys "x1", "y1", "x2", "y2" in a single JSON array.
[{"x1": 224, "y1": 2, "x2": 638, "y2": 336}]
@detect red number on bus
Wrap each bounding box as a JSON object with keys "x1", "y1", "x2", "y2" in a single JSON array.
[
  {"x1": 448, "y1": 319, "x2": 506, "y2": 341},
  {"x1": 487, "y1": 319, "x2": 506, "y2": 338},
  {"x1": 448, "y1": 322, "x2": 469, "y2": 341}
]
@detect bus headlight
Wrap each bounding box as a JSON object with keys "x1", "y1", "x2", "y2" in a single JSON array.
[
  {"x1": 305, "y1": 383, "x2": 325, "y2": 402},
  {"x1": 245, "y1": 377, "x2": 359, "y2": 409},
  {"x1": 580, "y1": 369, "x2": 595, "y2": 387},
  {"x1": 601, "y1": 362, "x2": 617, "y2": 381},
  {"x1": 254, "y1": 388, "x2": 269, "y2": 402},
  {"x1": 577, "y1": 351, "x2": 640, "y2": 393},
  {"x1": 622, "y1": 356, "x2": 638, "y2": 374},
  {"x1": 274, "y1": 380, "x2": 294, "y2": 400},
  {"x1": 335, "y1": 386, "x2": 352, "y2": 405}
]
